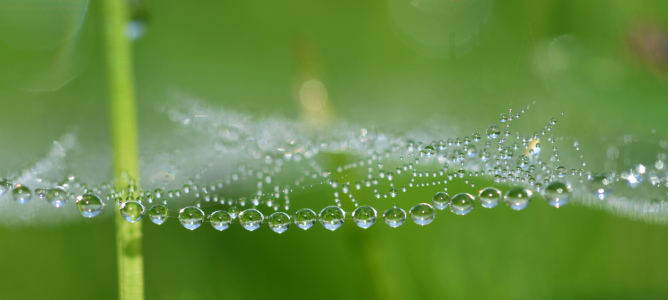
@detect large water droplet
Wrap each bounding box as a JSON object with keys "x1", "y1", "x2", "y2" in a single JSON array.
[
  {"x1": 352, "y1": 206, "x2": 377, "y2": 229},
  {"x1": 77, "y1": 194, "x2": 104, "y2": 218},
  {"x1": 294, "y1": 208, "x2": 317, "y2": 230},
  {"x1": 268, "y1": 212, "x2": 290, "y2": 233},
  {"x1": 543, "y1": 181, "x2": 571, "y2": 208},
  {"x1": 477, "y1": 187, "x2": 501, "y2": 208},
  {"x1": 46, "y1": 188, "x2": 68, "y2": 207},
  {"x1": 504, "y1": 188, "x2": 532, "y2": 211},
  {"x1": 179, "y1": 206, "x2": 204, "y2": 230},
  {"x1": 432, "y1": 191, "x2": 450, "y2": 210},
  {"x1": 384, "y1": 206, "x2": 406, "y2": 228},
  {"x1": 410, "y1": 203, "x2": 435, "y2": 226},
  {"x1": 319, "y1": 206, "x2": 345, "y2": 231},
  {"x1": 210, "y1": 210, "x2": 232, "y2": 231},
  {"x1": 13, "y1": 185, "x2": 32, "y2": 204},
  {"x1": 239, "y1": 209, "x2": 264, "y2": 231},
  {"x1": 149, "y1": 204, "x2": 168, "y2": 225},
  {"x1": 120, "y1": 201, "x2": 145, "y2": 223},
  {"x1": 450, "y1": 193, "x2": 474, "y2": 215}
]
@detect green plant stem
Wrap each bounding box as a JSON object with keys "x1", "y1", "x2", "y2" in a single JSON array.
[{"x1": 102, "y1": 0, "x2": 144, "y2": 299}]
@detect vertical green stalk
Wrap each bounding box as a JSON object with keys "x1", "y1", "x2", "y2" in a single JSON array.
[{"x1": 102, "y1": 0, "x2": 144, "y2": 299}]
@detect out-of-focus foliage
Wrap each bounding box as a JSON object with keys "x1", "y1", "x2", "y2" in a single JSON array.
[{"x1": 1, "y1": 0, "x2": 668, "y2": 299}]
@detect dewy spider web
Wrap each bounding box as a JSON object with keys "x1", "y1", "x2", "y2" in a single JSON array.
[{"x1": 1, "y1": 94, "x2": 667, "y2": 229}]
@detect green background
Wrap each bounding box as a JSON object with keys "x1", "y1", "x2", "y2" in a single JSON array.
[{"x1": 1, "y1": 0, "x2": 668, "y2": 299}]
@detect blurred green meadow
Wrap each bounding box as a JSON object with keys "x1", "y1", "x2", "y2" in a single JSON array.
[{"x1": 1, "y1": 0, "x2": 668, "y2": 299}]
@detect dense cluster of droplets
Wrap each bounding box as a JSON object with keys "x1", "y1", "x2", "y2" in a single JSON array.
[{"x1": 2, "y1": 101, "x2": 668, "y2": 230}]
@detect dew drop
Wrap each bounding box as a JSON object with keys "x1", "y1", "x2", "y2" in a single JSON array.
[
  {"x1": 555, "y1": 166, "x2": 567, "y2": 177},
  {"x1": 432, "y1": 191, "x2": 451, "y2": 210},
  {"x1": 0, "y1": 179, "x2": 11, "y2": 196},
  {"x1": 120, "y1": 201, "x2": 145, "y2": 223},
  {"x1": 12, "y1": 185, "x2": 32, "y2": 204},
  {"x1": 590, "y1": 175, "x2": 612, "y2": 200},
  {"x1": 268, "y1": 211, "x2": 290, "y2": 233},
  {"x1": 179, "y1": 206, "x2": 204, "y2": 230},
  {"x1": 450, "y1": 193, "x2": 474, "y2": 215},
  {"x1": 210, "y1": 210, "x2": 232, "y2": 231},
  {"x1": 503, "y1": 188, "x2": 532, "y2": 211},
  {"x1": 77, "y1": 194, "x2": 104, "y2": 218},
  {"x1": 148, "y1": 204, "x2": 168, "y2": 225},
  {"x1": 389, "y1": 187, "x2": 398, "y2": 197},
  {"x1": 46, "y1": 188, "x2": 68, "y2": 207},
  {"x1": 294, "y1": 208, "x2": 317, "y2": 230},
  {"x1": 517, "y1": 155, "x2": 529, "y2": 169},
  {"x1": 228, "y1": 205, "x2": 240, "y2": 219},
  {"x1": 421, "y1": 146, "x2": 435, "y2": 157},
  {"x1": 35, "y1": 188, "x2": 46, "y2": 199},
  {"x1": 477, "y1": 187, "x2": 501, "y2": 208},
  {"x1": 319, "y1": 206, "x2": 345, "y2": 231},
  {"x1": 409, "y1": 203, "x2": 435, "y2": 226},
  {"x1": 239, "y1": 209, "x2": 264, "y2": 231},
  {"x1": 487, "y1": 124, "x2": 501, "y2": 139},
  {"x1": 352, "y1": 206, "x2": 377, "y2": 229},
  {"x1": 384, "y1": 206, "x2": 406, "y2": 228},
  {"x1": 543, "y1": 181, "x2": 571, "y2": 208}
]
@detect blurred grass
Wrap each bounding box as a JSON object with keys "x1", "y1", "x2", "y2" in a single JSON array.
[{"x1": 1, "y1": 0, "x2": 668, "y2": 299}]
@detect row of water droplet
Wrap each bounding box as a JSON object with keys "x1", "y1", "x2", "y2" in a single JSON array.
[{"x1": 0, "y1": 172, "x2": 571, "y2": 233}]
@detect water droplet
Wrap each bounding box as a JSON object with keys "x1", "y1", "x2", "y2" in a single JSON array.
[
  {"x1": 389, "y1": 187, "x2": 398, "y2": 197},
  {"x1": 504, "y1": 188, "x2": 532, "y2": 211},
  {"x1": 384, "y1": 206, "x2": 406, "y2": 228},
  {"x1": 517, "y1": 155, "x2": 529, "y2": 169},
  {"x1": 210, "y1": 210, "x2": 232, "y2": 231},
  {"x1": 410, "y1": 203, "x2": 435, "y2": 226},
  {"x1": 149, "y1": 204, "x2": 168, "y2": 225},
  {"x1": 432, "y1": 191, "x2": 451, "y2": 210},
  {"x1": 239, "y1": 209, "x2": 264, "y2": 231},
  {"x1": 294, "y1": 208, "x2": 317, "y2": 230},
  {"x1": 450, "y1": 193, "x2": 474, "y2": 215},
  {"x1": 77, "y1": 194, "x2": 104, "y2": 218},
  {"x1": 179, "y1": 206, "x2": 204, "y2": 230},
  {"x1": 477, "y1": 187, "x2": 501, "y2": 208},
  {"x1": 590, "y1": 175, "x2": 612, "y2": 200},
  {"x1": 555, "y1": 166, "x2": 567, "y2": 177},
  {"x1": 421, "y1": 146, "x2": 435, "y2": 157},
  {"x1": 543, "y1": 181, "x2": 571, "y2": 208},
  {"x1": 35, "y1": 188, "x2": 46, "y2": 199},
  {"x1": 12, "y1": 185, "x2": 32, "y2": 204},
  {"x1": 487, "y1": 124, "x2": 501, "y2": 139},
  {"x1": 319, "y1": 206, "x2": 345, "y2": 231},
  {"x1": 0, "y1": 179, "x2": 11, "y2": 196},
  {"x1": 228, "y1": 205, "x2": 240, "y2": 219},
  {"x1": 120, "y1": 201, "x2": 145, "y2": 223},
  {"x1": 46, "y1": 188, "x2": 68, "y2": 207},
  {"x1": 268, "y1": 212, "x2": 290, "y2": 233},
  {"x1": 352, "y1": 206, "x2": 377, "y2": 229}
]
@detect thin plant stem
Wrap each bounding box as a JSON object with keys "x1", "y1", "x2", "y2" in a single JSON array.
[{"x1": 102, "y1": 0, "x2": 144, "y2": 299}]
